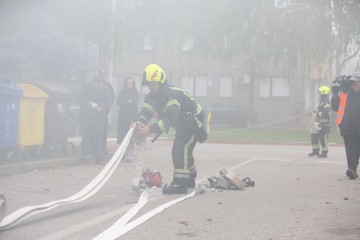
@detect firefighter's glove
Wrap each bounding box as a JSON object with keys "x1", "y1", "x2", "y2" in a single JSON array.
[
  {"x1": 136, "y1": 125, "x2": 151, "y2": 139},
  {"x1": 131, "y1": 121, "x2": 144, "y2": 129}
]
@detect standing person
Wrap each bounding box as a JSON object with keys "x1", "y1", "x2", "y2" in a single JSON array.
[
  {"x1": 102, "y1": 76, "x2": 115, "y2": 156},
  {"x1": 117, "y1": 77, "x2": 139, "y2": 161},
  {"x1": 134, "y1": 64, "x2": 207, "y2": 193},
  {"x1": 308, "y1": 86, "x2": 331, "y2": 158},
  {"x1": 78, "y1": 75, "x2": 112, "y2": 165},
  {"x1": 331, "y1": 75, "x2": 360, "y2": 179}
]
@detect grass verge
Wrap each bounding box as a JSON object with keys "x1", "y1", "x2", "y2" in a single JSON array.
[{"x1": 206, "y1": 126, "x2": 343, "y2": 145}]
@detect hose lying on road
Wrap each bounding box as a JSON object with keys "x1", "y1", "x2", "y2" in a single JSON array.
[
  {"x1": 0, "y1": 127, "x2": 134, "y2": 231},
  {"x1": 93, "y1": 187, "x2": 200, "y2": 240}
]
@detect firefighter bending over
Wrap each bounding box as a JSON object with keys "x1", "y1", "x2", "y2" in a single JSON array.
[{"x1": 134, "y1": 64, "x2": 207, "y2": 193}]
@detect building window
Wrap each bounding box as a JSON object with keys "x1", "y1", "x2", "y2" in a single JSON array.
[
  {"x1": 181, "y1": 75, "x2": 208, "y2": 97},
  {"x1": 143, "y1": 34, "x2": 154, "y2": 51},
  {"x1": 125, "y1": 0, "x2": 143, "y2": 9},
  {"x1": 272, "y1": 77, "x2": 289, "y2": 97},
  {"x1": 181, "y1": 75, "x2": 194, "y2": 96},
  {"x1": 182, "y1": 36, "x2": 194, "y2": 52},
  {"x1": 259, "y1": 77, "x2": 289, "y2": 98},
  {"x1": 220, "y1": 76, "x2": 232, "y2": 97},
  {"x1": 223, "y1": 35, "x2": 231, "y2": 50},
  {"x1": 195, "y1": 76, "x2": 208, "y2": 97},
  {"x1": 274, "y1": 0, "x2": 289, "y2": 8}
]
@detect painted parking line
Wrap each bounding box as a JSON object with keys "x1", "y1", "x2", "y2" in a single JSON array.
[
  {"x1": 197, "y1": 157, "x2": 294, "y2": 189},
  {"x1": 317, "y1": 161, "x2": 346, "y2": 165}
]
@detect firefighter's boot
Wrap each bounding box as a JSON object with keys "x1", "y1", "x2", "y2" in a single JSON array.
[
  {"x1": 308, "y1": 149, "x2": 319, "y2": 157},
  {"x1": 318, "y1": 151, "x2": 328, "y2": 158},
  {"x1": 187, "y1": 178, "x2": 196, "y2": 188},
  {"x1": 162, "y1": 182, "x2": 188, "y2": 194}
]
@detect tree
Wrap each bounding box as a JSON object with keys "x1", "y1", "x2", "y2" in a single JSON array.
[
  {"x1": 0, "y1": 0, "x2": 112, "y2": 84},
  {"x1": 330, "y1": 0, "x2": 360, "y2": 74}
]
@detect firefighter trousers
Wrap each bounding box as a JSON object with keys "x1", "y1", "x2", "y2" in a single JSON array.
[
  {"x1": 311, "y1": 130, "x2": 329, "y2": 153},
  {"x1": 171, "y1": 123, "x2": 197, "y2": 186}
]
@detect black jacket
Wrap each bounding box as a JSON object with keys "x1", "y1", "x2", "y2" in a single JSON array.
[
  {"x1": 78, "y1": 84, "x2": 112, "y2": 118},
  {"x1": 117, "y1": 89, "x2": 139, "y2": 118},
  {"x1": 117, "y1": 89, "x2": 139, "y2": 142},
  {"x1": 137, "y1": 84, "x2": 202, "y2": 134},
  {"x1": 331, "y1": 90, "x2": 360, "y2": 136}
]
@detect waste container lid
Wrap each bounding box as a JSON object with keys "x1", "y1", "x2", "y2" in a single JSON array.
[
  {"x1": 28, "y1": 82, "x2": 74, "y2": 98},
  {"x1": 0, "y1": 83, "x2": 23, "y2": 97},
  {"x1": 16, "y1": 83, "x2": 49, "y2": 99}
]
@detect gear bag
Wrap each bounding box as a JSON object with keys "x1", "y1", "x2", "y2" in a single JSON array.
[
  {"x1": 207, "y1": 168, "x2": 255, "y2": 190},
  {"x1": 186, "y1": 112, "x2": 208, "y2": 143}
]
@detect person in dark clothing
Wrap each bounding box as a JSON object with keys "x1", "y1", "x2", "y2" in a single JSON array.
[
  {"x1": 308, "y1": 86, "x2": 331, "y2": 158},
  {"x1": 102, "y1": 79, "x2": 115, "y2": 155},
  {"x1": 117, "y1": 77, "x2": 139, "y2": 161},
  {"x1": 78, "y1": 75, "x2": 112, "y2": 165},
  {"x1": 134, "y1": 64, "x2": 207, "y2": 193},
  {"x1": 331, "y1": 75, "x2": 360, "y2": 179}
]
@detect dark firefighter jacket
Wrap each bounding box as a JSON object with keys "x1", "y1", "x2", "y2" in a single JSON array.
[
  {"x1": 317, "y1": 97, "x2": 331, "y2": 126},
  {"x1": 137, "y1": 84, "x2": 202, "y2": 135}
]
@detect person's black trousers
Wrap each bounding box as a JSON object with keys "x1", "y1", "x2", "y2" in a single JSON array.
[{"x1": 343, "y1": 135, "x2": 360, "y2": 172}]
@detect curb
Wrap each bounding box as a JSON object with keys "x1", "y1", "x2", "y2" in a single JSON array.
[
  {"x1": 0, "y1": 156, "x2": 93, "y2": 177},
  {"x1": 0, "y1": 140, "x2": 342, "y2": 177}
]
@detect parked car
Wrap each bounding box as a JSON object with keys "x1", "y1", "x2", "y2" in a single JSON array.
[{"x1": 205, "y1": 101, "x2": 247, "y2": 127}]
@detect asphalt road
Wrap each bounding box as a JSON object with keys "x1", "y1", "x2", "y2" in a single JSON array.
[{"x1": 0, "y1": 141, "x2": 359, "y2": 240}]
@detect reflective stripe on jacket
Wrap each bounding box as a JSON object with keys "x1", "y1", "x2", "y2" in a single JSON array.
[{"x1": 336, "y1": 93, "x2": 348, "y2": 125}]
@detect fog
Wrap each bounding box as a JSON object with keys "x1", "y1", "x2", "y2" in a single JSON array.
[
  {"x1": 1, "y1": 2, "x2": 360, "y2": 239},
  {"x1": 0, "y1": 0, "x2": 359, "y2": 127}
]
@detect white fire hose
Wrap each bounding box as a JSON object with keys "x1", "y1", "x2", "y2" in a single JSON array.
[
  {"x1": 93, "y1": 186, "x2": 200, "y2": 240},
  {"x1": 0, "y1": 127, "x2": 134, "y2": 231},
  {"x1": 0, "y1": 121, "x2": 254, "y2": 239}
]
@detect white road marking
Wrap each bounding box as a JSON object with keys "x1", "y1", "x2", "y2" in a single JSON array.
[
  {"x1": 252, "y1": 157, "x2": 295, "y2": 162},
  {"x1": 317, "y1": 161, "x2": 346, "y2": 165}
]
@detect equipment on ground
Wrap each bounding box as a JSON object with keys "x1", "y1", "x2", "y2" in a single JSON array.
[
  {"x1": 132, "y1": 166, "x2": 164, "y2": 193},
  {"x1": 131, "y1": 125, "x2": 164, "y2": 194},
  {"x1": 207, "y1": 168, "x2": 255, "y2": 190}
]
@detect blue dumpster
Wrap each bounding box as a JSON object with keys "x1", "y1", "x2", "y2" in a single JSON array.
[{"x1": 0, "y1": 81, "x2": 22, "y2": 150}]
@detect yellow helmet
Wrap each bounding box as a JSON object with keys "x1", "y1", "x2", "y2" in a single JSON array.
[
  {"x1": 319, "y1": 86, "x2": 330, "y2": 95},
  {"x1": 142, "y1": 64, "x2": 167, "y2": 86}
]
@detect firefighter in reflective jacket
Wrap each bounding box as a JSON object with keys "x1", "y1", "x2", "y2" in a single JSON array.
[
  {"x1": 331, "y1": 75, "x2": 360, "y2": 179},
  {"x1": 135, "y1": 64, "x2": 207, "y2": 193},
  {"x1": 308, "y1": 86, "x2": 331, "y2": 158}
]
